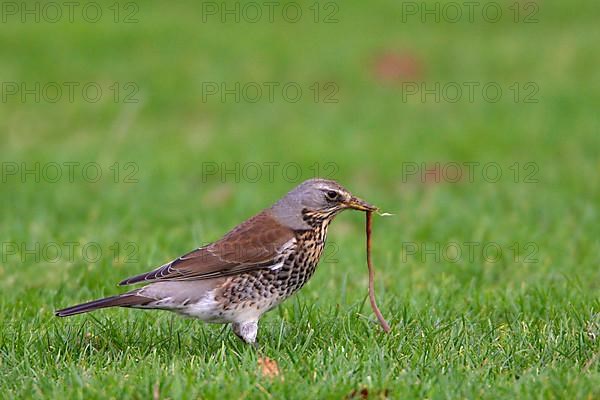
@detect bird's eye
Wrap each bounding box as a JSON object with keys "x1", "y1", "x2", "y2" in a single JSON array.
[{"x1": 325, "y1": 190, "x2": 339, "y2": 201}]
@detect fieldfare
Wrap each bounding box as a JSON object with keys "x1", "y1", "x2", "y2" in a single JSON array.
[{"x1": 56, "y1": 179, "x2": 377, "y2": 344}]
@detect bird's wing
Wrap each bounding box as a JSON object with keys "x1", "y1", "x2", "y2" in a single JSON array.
[{"x1": 119, "y1": 211, "x2": 296, "y2": 285}]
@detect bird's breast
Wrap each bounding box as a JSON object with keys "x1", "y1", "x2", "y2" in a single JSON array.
[{"x1": 207, "y1": 221, "x2": 333, "y2": 319}]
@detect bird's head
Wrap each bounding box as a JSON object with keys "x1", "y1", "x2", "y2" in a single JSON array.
[{"x1": 270, "y1": 178, "x2": 377, "y2": 229}]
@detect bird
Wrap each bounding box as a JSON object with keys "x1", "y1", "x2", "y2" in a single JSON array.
[{"x1": 55, "y1": 178, "x2": 377, "y2": 344}]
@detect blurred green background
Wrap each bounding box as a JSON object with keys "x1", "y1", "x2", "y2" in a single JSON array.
[{"x1": 0, "y1": 0, "x2": 598, "y2": 398}]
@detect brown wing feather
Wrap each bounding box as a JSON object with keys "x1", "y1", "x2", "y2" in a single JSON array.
[{"x1": 120, "y1": 211, "x2": 295, "y2": 285}]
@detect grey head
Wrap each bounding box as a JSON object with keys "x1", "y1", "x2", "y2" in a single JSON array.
[{"x1": 268, "y1": 178, "x2": 377, "y2": 230}]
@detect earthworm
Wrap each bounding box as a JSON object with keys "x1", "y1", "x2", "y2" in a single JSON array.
[{"x1": 366, "y1": 211, "x2": 391, "y2": 333}]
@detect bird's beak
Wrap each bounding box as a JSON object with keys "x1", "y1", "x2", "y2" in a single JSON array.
[{"x1": 345, "y1": 196, "x2": 378, "y2": 212}]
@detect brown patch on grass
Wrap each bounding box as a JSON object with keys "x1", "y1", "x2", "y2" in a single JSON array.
[
  {"x1": 258, "y1": 356, "x2": 282, "y2": 380},
  {"x1": 372, "y1": 52, "x2": 423, "y2": 82},
  {"x1": 347, "y1": 387, "x2": 390, "y2": 399},
  {"x1": 201, "y1": 184, "x2": 233, "y2": 206}
]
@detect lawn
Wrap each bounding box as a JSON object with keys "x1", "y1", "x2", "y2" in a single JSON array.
[{"x1": 0, "y1": 0, "x2": 598, "y2": 398}]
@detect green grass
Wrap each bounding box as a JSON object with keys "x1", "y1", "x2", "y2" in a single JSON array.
[{"x1": 0, "y1": 0, "x2": 599, "y2": 398}]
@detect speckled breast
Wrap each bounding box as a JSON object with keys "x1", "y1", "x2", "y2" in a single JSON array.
[{"x1": 219, "y1": 212, "x2": 333, "y2": 315}]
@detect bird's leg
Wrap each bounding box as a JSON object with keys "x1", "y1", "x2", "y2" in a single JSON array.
[{"x1": 232, "y1": 320, "x2": 259, "y2": 347}]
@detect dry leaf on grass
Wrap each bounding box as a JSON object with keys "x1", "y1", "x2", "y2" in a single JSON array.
[
  {"x1": 346, "y1": 387, "x2": 390, "y2": 399},
  {"x1": 258, "y1": 357, "x2": 282, "y2": 380}
]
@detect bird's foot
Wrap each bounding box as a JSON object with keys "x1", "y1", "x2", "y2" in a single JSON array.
[{"x1": 232, "y1": 320, "x2": 259, "y2": 346}]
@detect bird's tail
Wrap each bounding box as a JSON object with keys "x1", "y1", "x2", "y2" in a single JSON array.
[{"x1": 55, "y1": 292, "x2": 149, "y2": 317}]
